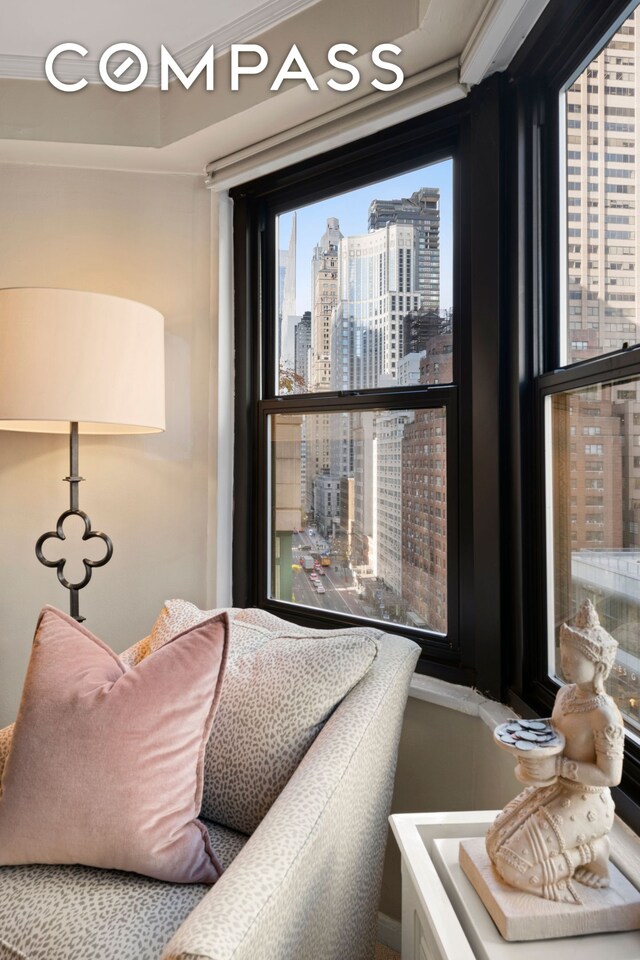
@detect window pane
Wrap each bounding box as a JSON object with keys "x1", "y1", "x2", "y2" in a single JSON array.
[
  {"x1": 548, "y1": 378, "x2": 640, "y2": 730},
  {"x1": 270, "y1": 407, "x2": 448, "y2": 634},
  {"x1": 561, "y1": 5, "x2": 640, "y2": 365},
  {"x1": 276, "y1": 160, "x2": 453, "y2": 394}
]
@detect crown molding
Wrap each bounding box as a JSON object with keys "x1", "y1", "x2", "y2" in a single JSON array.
[
  {"x1": 176, "y1": 0, "x2": 322, "y2": 72},
  {"x1": 0, "y1": 0, "x2": 322, "y2": 86},
  {"x1": 0, "y1": 54, "x2": 54, "y2": 83}
]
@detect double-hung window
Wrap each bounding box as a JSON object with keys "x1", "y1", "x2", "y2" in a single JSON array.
[
  {"x1": 270, "y1": 163, "x2": 454, "y2": 639},
  {"x1": 231, "y1": 102, "x2": 505, "y2": 686},
  {"x1": 515, "y1": 0, "x2": 640, "y2": 815}
]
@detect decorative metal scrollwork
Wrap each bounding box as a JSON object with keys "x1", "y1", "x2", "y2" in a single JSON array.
[
  {"x1": 35, "y1": 422, "x2": 113, "y2": 622},
  {"x1": 36, "y1": 509, "x2": 113, "y2": 591}
]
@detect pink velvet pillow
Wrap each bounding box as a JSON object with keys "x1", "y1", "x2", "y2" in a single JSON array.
[{"x1": 0, "y1": 606, "x2": 228, "y2": 884}]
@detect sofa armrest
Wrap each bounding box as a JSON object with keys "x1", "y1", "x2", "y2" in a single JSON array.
[
  {"x1": 0, "y1": 724, "x2": 14, "y2": 781},
  {"x1": 163, "y1": 632, "x2": 419, "y2": 960}
]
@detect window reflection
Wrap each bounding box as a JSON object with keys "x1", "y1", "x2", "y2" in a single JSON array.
[{"x1": 550, "y1": 378, "x2": 640, "y2": 729}]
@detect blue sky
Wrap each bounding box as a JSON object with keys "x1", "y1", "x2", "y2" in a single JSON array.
[{"x1": 277, "y1": 158, "x2": 453, "y2": 314}]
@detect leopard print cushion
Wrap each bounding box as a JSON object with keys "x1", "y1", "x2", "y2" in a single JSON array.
[
  {"x1": 118, "y1": 634, "x2": 152, "y2": 668},
  {"x1": 150, "y1": 602, "x2": 380, "y2": 834},
  {"x1": 1, "y1": 605, "x2": 380, "y2": 836},
  {"x1": 149, "y1": 605, "x2": 243, "y2": 653},
  {"x1": 0, "y1": 820, "x2": 247, "y2": 960}
]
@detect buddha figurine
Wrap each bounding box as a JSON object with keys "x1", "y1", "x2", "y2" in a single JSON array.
[{"x1": 486, "y1": 599, "x2": 625, "y2": 904}]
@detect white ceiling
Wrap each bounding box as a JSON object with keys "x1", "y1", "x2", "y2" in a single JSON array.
[
  {"x1": 0, "y1": 0, "x2": 321, "y2": 74},
  {"x1": 0, "y1": 0, "x2": 551, "y2": 174}
]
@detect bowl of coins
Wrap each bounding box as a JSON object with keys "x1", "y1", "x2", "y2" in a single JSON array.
[{"x1": 494, "y1": 719, "x2": 565, "y2": 786}]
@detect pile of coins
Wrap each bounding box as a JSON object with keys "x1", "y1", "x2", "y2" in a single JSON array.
[{"x1": 496, "y1": 719, "x2": 561, "y2": 751}]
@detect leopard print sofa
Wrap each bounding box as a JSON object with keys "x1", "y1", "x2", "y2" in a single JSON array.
[{"x1": 0, "y1": 608, "x2": 419, "y2": 960}]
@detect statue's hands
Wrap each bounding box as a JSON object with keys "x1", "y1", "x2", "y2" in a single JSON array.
[{"x1": 515, "y1": 754, "x2": 560, "y2": 786}]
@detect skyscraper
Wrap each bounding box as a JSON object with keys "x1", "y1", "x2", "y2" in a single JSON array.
[
  {"x1": 305, "y1": 219, "x2": 342, "y2": 514},
  {"x1": 279, "y1": 213, "x2": 298, "y2": 373},
  {"x1": 375, "y1": 410, "x2": 414, "y2": 595},
  {"x1": 294, "y1": 311, "x2": 311, "y2": 390},
  {"x1": 339, "y1": 222, "x2": 421, "y2": 572},
  {"x1": 403, "y1": 308, "x2": 452, "y2": 357},
  {"x1": 352, "y1": 412, "x2": 376, "y2": 569},
  {"x1": 566, "y1": 25, "x2": 638, "y2": 360},
  {"x1": 368, "y1": 188, "x2": 441, "y2": 313},
  {"x1": 563, "y1": 11, "x2": 640, "y2": 563},
  {"x1": 401, "y1": 344, "x2": 452, "y2": 634},
  {"x1": 311, "y1": 217, "x2": 342, "y2": 391},
  {"x1": 294, "y1": 312, "x2": 312, "y2": 512},
  {"x1": 338, "y1": 223, "x2": 421, "y2": 388}
]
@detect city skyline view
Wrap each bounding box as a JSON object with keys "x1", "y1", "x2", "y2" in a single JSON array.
[
  {"x1": 272, "y1": 158, "x2": 453, "y2": 637},
  {"x1": 269, "y1": 6, "x2": 640, "y2": 732},
  {"x1": 277, "y1": 159, "x2": 453, "y2": 320},
  {"x1": 552, "y1": 5, "x2": 640, "y2": 729}
]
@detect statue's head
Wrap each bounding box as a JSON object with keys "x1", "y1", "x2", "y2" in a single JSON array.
[{"x1": 559, "y1": 599, "x2": 618, "y2": 693}]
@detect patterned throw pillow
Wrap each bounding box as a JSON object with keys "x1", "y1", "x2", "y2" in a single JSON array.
[
  {"x1": 0, "y1": 606, "x2": 229, "y2": 883},
  {"x1": 150, "y1": 601, "x2": 379, "y2": 834}
]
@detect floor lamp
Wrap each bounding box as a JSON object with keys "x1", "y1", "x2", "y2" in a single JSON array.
[{"x1": 0, "y1": 288, "x2": 165, "y2": 622}]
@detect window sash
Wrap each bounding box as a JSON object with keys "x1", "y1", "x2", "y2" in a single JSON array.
[
  {"x1": 232, "y1": 89, "x2": 506, "y2": 694},
  {"x1": 257, "y1": 386, "x2": 460, "y2": 657},
  {"x1": 509, "y1": 0, "x2": 640, "y2": 823}
]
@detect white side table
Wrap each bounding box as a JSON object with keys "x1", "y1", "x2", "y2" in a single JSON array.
[{"x1": 389, "y1": 810, "x2": 640, "y2": 960}]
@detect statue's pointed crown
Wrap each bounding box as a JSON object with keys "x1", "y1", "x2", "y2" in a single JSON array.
[{"x1": 559, "y1": 599, "x2": 618, "y2": 668}]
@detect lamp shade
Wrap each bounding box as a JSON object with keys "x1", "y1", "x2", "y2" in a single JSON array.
[{"x1": 0, "y1": 288, "x2": 165, "y2": 434}]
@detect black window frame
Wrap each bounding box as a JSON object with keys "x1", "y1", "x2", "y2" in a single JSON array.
[
  {"x1": 508, "y1": 0, "x2": 640, "y2": 826},
  {"x1": 231, "y1": 88, "x2": 506, "y2": 692},
  {"x1": 229, "y1": 0, "x2": 640, "y2": 829}
]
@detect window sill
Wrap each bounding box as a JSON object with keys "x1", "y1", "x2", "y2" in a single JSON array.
[{"x1": 409, "y1": 673, "x2": 516, "y2": 731}]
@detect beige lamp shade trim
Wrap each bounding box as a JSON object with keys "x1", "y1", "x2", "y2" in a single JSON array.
[{"x1": 0, "y1": 288, "x2": 165, "y2": 435}]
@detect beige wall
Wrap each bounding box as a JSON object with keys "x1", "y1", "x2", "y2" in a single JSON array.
[
  {"x1": 380, "y1": 697, "x2": 519, "y2": 922},
  {"x1": 0, "y1": 162, "x2": 218, "y2": 725},
  {"x1": 0, "y1": 163, "x2": 518, "y2": 936}
]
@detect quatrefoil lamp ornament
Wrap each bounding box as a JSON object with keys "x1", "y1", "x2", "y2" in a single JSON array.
[
  {"x1": 0, "y1": 288, "x2": 165, "y2": 623},
  {"x1": 35, "y1": 465, "x2": 114, "y2": 623}
]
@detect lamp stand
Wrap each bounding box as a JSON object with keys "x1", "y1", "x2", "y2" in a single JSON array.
[{"x1": 35, "y1": 422, "x2": 114, "y2": 623}]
